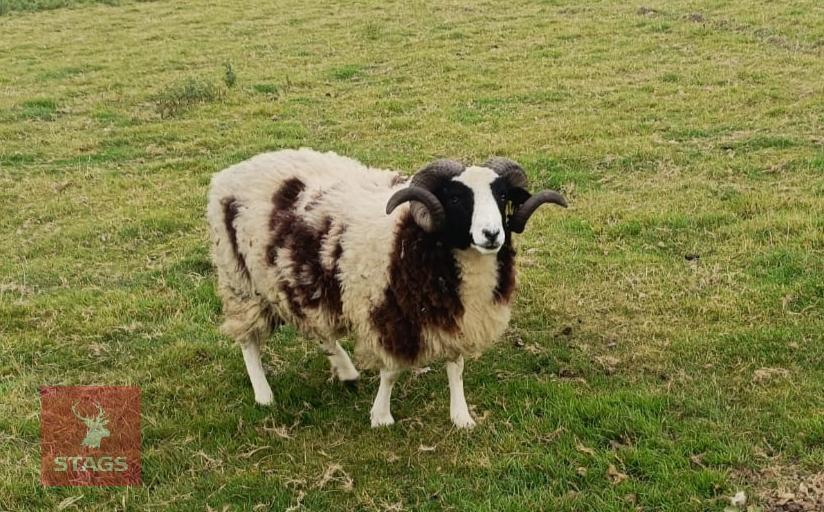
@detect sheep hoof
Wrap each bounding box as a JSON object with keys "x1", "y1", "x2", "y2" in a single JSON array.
[
  {"x1": 336, "y1": 367, "x2": 360, "y2": 382},
  {"x1": 370, "y1": 413, "x2": 395, "y2": 428},
  {"x1": 254, "y1": 390, "x2": 274, "y2": 406},
  {"x1": 451, "y1": 414, "x2": 476, "y2": 429}
]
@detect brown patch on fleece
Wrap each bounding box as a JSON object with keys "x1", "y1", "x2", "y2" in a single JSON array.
[
  {"x1": 265, "y1": 178, "x2": 344, "y2": 321},
  {"x1": 303, "y1": 190, "x2": 325, "y2": 212},
  {"x1": 288, "y1": 216, "x2": 344, "y2": 317},
  {"x1": 221, "y1": 197, "x2": 249, "y2": 279},
  {"x1": 273, "y1": 177, "x2": 306, "y2": 211},
  {"x1": 370, "y1": 214, "x2": 464, "y2": 363}
]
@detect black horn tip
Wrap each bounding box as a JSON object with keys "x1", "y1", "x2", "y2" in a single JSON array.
[
  {"x1": 508, "y1": 189, "x2": 568, "y2": 233},
  {"x1": 537, "y1": 190, "x2": 568, "y2": 208},
  {"x1": 385, "y1": 189, "x2": 410, "y2": 215}
]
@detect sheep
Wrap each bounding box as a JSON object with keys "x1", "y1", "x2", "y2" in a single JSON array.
[{"x1": 207, "y1": 148, "x2": 566, "y2": 428}]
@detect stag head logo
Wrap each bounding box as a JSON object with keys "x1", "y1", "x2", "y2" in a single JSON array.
[{"x1": 71, "y1": 402, "x2": 110, "y2": 449}]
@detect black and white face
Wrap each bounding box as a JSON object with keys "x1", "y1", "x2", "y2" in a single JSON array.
[{"x1": 435, "y1": 166, "x2": 530, "y2": 254}]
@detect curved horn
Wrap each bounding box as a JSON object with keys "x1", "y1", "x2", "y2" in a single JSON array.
[
  {"x1": 385, "y1": 159, "x2": 464, "y2": 232},
  {"x1": 484, "y1": 157, "x2": 529, "y2": 188},
  {"x1": 385, "y1": 187, "x2": 445, "y2": 231},
  {"x1": 411, "y1": 159, "x2": 465, "y2": 188},
  {"x1": 508, "y1": 190, "x2": 568, "y2": 233}
]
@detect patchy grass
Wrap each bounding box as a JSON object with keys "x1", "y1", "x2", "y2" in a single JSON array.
[
  {"x1": 17, "y1": 98, "x2": 59, "y2": 121},
  {"x1": 0, "y1": 0, "x2": 822, "y2": 511},
  {"x1": 153, "y1": 77, "x2": 222, "y2": 119},
  {"x1": 37, "y1": 64, "x2": 102, "y2": 81},
  {"x1": 0, "y1": 0, "x2": 119, "y2": 15},
  {"x1": 330, "y1": 64, "x2": 363, "y2": 81},
  {"x1": 252, "y1": 83, "x2": 279, "y2": 96}
]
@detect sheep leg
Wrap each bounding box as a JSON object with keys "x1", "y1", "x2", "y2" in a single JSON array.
[
  {"x1": 322, "y1": 340, "x2": 360, "y2": 382},
  {"x1": 219, "y1": 288, "x2": 276, "y2": 406},
  {"x1": 241, "y1": 340, "x2": 273, "y2": 405},
  {"x1": 446, "y1": 356, "x2": 476, "y2": 429},
  {"x1": 370, "y1": 368, "x2": 400, "y2": 427}
]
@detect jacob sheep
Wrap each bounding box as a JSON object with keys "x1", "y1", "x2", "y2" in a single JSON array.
[{"x1": 207, "y1": 148, "x2": 566, "y2": 428}]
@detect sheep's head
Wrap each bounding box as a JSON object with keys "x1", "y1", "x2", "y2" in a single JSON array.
[{"x1": 386, "y1": 157, "x2": 567, "y2": 254}]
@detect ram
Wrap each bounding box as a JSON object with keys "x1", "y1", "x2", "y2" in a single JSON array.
[{"x1": 207, "y1": 148, "x2": 566, "y2": 428}]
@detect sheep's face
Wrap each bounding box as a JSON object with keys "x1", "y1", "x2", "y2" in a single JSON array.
[
  {"x1": 386, "y1": 158, "x2": 566, "y2": 250},
  {"x1": 438, "y1": 166, "x2": 530, "y2": 254}
]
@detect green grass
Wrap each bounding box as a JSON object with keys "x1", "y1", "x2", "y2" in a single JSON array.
[
  {"x1": 152, "y1": 77, "x2": 222, "y2": 119},
  {"x1": 0, "y1": 0, "x2": 118, "y2": 15},
  {"x1": 1, "y1": 0, "x2": 822, "y2": 510},
  {"x1": 17, "y1": 98, "x2": 59, "y2": 121},
  {"x1": 329, "y1": 64, "x2": 363, "y2": 81}
]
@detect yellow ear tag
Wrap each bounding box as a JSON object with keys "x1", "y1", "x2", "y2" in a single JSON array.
[{"x1": 506, "y1": 201, "x2": 514, "y2": 217}]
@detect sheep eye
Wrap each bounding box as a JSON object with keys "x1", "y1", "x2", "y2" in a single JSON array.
[{"x1": 449, "y1": 196, "x2": 461, "y2": 205}]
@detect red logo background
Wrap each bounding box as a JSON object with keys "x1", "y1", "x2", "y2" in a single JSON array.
[{"x1": 40, "y1": 386, "x2": 141, "y2": 486}]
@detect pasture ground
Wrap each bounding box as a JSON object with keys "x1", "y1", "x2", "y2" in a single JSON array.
[{"x1": 1, "y1": 0, "x2": 822, "y2": 510}]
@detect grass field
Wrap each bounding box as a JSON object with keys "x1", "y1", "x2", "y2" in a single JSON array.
[{"x1": 1, "y1": 0, "x2": 822, "y2": 510}]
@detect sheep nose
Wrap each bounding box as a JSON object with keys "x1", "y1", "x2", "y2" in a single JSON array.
[{"x1": 482, "y1": 229, "x2": 500, "y2": 242}]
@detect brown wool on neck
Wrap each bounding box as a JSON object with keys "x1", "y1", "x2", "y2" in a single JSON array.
[
  {"x1": 370, "y1": 214, "x2": 464, "y2": 362},
  {"x1": 493, "y1": 243, "x2": 516, "y2": 304}
]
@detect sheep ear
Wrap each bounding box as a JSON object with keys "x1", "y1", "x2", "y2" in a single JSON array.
[
  {"x1": 505, "y1": 187, "x2": 531, "y2": 230},
  {"x1": 509, "y1": 187, "x2": 531, "y2": 208}
]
